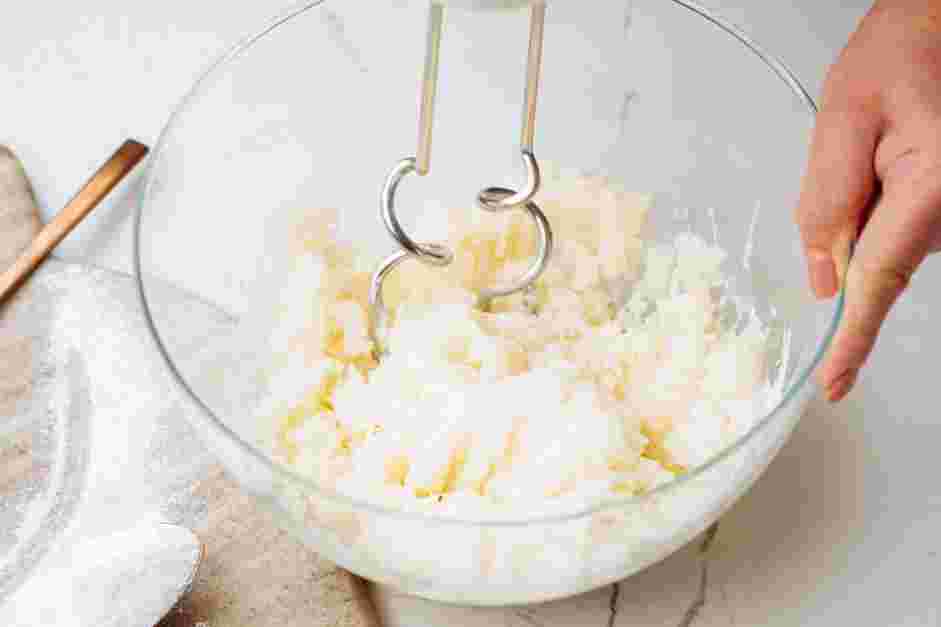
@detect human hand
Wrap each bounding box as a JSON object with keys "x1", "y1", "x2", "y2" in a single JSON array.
[{"x1": 796, "y1": 0, "x2": 941, "y2": 401}]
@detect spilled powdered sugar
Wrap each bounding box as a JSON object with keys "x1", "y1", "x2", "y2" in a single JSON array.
[
  {"x1": 1, "y1": 261, "x2": 223, "y2": 619},
  {"x1": 0, "y1": 518, "x2": 201, "y2": 627}
]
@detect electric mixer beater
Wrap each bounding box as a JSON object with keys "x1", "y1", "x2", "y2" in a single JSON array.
[{"x1": 369, "y1": 1, "x2": 554, "y2": 354}]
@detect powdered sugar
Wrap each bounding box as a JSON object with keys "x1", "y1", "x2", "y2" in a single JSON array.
[{"x1": 0, "y1": 519, "x2": 200, "y2": 627}]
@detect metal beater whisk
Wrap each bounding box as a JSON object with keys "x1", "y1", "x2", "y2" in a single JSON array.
[{"x1": 369, "y1": 2, "x2": 554, "y2": 355}]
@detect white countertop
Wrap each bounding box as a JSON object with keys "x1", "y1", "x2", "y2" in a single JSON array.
[{"x1": 4, "y1": 1, "x2": 940, "y2": 625}]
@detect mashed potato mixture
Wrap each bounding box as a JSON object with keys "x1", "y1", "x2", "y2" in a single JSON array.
[{"x1": 257, "y1": 169, "x2": 783, "y2": 516}]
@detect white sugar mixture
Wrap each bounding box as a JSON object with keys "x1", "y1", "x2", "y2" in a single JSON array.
[{"x1": 256, "y1": 168, "x2": 785, "y2": 516}]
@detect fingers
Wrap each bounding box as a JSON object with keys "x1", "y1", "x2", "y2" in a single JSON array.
[
  {"x1": 820, "y1": 162, "x2": 941, "y2": 401},
  {"x1": 795, "y1": 107, "x2": 882, "y2": 298},
  {"x1": 931, "y1": 226, "x2": 941, "y2": 252}
]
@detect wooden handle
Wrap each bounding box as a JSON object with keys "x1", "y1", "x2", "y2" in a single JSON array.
[{"x1": 0, "y1": 139, "x2": 149, "y2": 303}]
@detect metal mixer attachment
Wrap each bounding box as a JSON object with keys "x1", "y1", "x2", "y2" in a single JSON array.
[{"x1": 369, "y1": 2, "x2": 553, "y2": 355}]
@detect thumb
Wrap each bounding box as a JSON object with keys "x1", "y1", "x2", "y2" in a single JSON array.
[{"x1": 795, "y1": 107, "x2": 881, "y2": 298}]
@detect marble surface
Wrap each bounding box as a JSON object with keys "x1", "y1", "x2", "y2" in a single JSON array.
[{"x1": 3, "y1": 1, "x2": 940, "y2": 625}]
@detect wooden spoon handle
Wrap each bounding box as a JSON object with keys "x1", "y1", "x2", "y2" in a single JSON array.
[{"x1": 0, "y1": 139, "x2": 149, "y2": 303}]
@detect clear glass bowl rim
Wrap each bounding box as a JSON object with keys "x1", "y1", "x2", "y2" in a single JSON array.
[{"x1": 133, "y1": 0, "x2": 841, "y2": 528}]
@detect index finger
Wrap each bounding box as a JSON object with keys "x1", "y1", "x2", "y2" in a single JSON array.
[{"x1": 821, "y1": 162, "x2": 941, "y2": 400}]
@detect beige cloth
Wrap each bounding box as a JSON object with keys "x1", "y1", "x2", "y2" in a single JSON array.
[
  {"x1": 0, "y1": 145, "x2": 379, "y2": 627},
  {"x1": 0, "y1": 146, "x2": 39, "y2": 417},
  {"x1": 0, "y1": 146, "x2": 40, "y2": 269},
  {"x1": 158, "y1": 467, "x2": 380, "y2": 627}
]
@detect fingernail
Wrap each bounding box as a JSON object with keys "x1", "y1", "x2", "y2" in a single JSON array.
[
  {"x1": 809, "y1": 250, "x2": 838, "y2": 298},
  {"x1": 826, "y1": 369, "x2": 858, "y2": 403}
]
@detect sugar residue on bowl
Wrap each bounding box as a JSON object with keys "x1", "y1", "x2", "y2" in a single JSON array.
[{"x1": 255, "y1": 167, "x2": 784, "y2": 517}]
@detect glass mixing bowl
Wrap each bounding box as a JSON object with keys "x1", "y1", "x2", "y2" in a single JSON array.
[{"x1": 135, "y1": 0, "x2": 842, "y2": 605}]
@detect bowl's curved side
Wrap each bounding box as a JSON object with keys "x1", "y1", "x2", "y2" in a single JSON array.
[{"x1": 133, "y1": 0, "x2": 838, "y2": 605}]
